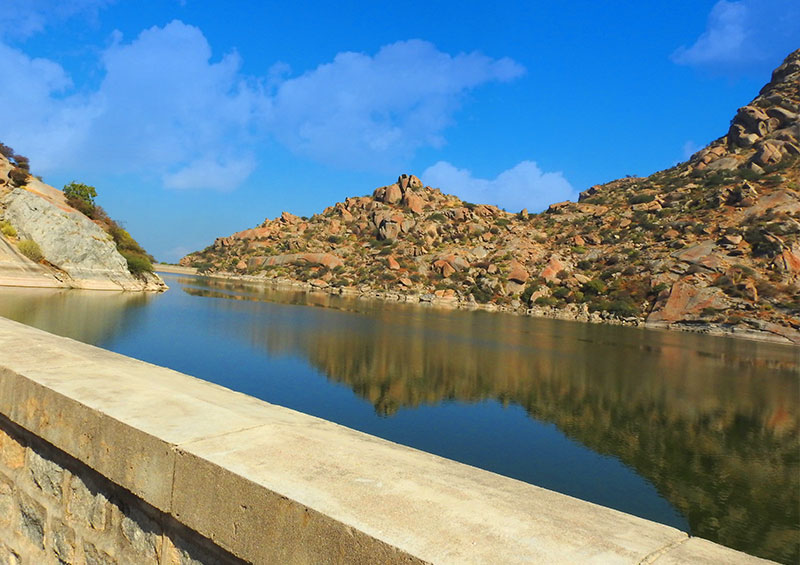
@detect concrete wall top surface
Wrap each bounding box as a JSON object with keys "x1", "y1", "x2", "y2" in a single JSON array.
[{"x1": 0, "y1": 317, "x2": 773, "y2": 564}]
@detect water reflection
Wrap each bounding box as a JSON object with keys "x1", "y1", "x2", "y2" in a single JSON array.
[
  {"x1": 183, "y1": 277, "x2": 799, "y2": 564},
  {"x1": 0, "y1": 287, "x2": 151, "y2": 344}
]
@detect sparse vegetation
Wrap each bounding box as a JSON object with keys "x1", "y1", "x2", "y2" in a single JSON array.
[{"x1": 18, "y1": 239, "x2": 43, "y2": 262}]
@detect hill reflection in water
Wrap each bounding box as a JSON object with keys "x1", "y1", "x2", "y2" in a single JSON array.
[
  {"x1": 182, "y1": 277, "x2": 799, "y2": 564},
  {"x1": 0, "y1": 287, "x2": 151, "y2": 344}
]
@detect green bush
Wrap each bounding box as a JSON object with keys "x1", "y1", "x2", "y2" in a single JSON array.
[
  {"x1": 120, "y1": 251, "x2": 153, "y2": 275},
  {"x1": 628, "y1": 193, "x2": 655, "y2": 204},
  {"x1": 608, "y1": 299, "x2": 639, "y2": 317},
  {"x1": 582, "y1": 279, "x2": 607, "y2": 296},
  {"x1": 534, "y1": 296, "x2": 558, "y2": 307},
  {"x1": 0, "y1": 221, "x2": 16, "y2": 238},
  {"x1": 552, "y1": 287, "x2": 570, "y2": 299},
  {"x1": 18, "y1": 239, "x2": 43, "y2": 262}
]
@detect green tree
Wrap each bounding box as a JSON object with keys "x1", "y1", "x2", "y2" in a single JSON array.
[{"x1": 63, "y1": 182, "x2": 97, "y2": 216}]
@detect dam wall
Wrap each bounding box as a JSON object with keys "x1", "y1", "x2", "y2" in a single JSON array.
[{"x1": 0, "y1": 317, "x2": 770, "y2": 564}]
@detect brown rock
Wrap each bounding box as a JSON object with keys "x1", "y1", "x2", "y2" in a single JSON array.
[
  {"x1": 235, "y1": 260, "x2": 247, "y2": 270},
  {"x1": 508, "y1": 261, "x2": 529, "y2": 284},
  {"x1": 754, "y1": 140, "x2": 784, "y2": 167},
  {"x1": 540, "y1": 255, "x2": 567, "y2": 283},
  {"x1": 672, "y1": 240, "x2": 729, "y2": 273},
  {"x1": 403, "y1": 192, "x2": 425, "y2": 215},
  {"x1": 308, "y1": 278, "x2": 329, "y2": 288},
  {"x1": 433, "y1": 259, "x2": 455, "y2": 278},
  {"x1": 399, "y1": 277, "x2": 413, "y2": 287},
  {"x1": 378, "y1": 219, "x2": 401, "y2": 241},
  {"x1": 720, "y1": 234, "x2": 743, "y2": 246},
  {"x1": 775, "y1": 245, "x2": 800, "y2": 274},
  {"x1": 547, "y1": 201, "x2": 571, "y2": 213},
  {"x1": 647, "y1": 280, "x2": 729, "y2": 323},
  {"x1": 387, "y1": 255, "x2": 400, "y2": 270},
  {"x1": 578, "y1": 185, "x2": 601, "y2": 201},
  {"x1": 572, "y1": 235, "x2": 585, "y2": 246},
  {"x1": 631, "y1": 199, "x2": 662, "y2": 212},
  {"x1": 280, "y1": 211, "x2": 300, "y2": 224}
]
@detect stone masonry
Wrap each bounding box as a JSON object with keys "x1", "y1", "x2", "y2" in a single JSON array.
[{"x1": 0, "y1": 415, "x2": 243, "y2": 565}]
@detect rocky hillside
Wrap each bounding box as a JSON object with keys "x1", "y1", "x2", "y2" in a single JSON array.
[
  {"x1": 0, "y1": 151, "x2": 166, "y2": 291},
  {"x1": 182, "y1": 49, "x2": 800, "y2": 344}
]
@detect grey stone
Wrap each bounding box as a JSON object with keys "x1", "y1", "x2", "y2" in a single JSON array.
[
  {"x1": 1, "y1": 186, "x2": 165, "y2": 291},
  {"x1": 68, "y1": 474, "x2": 109, "y2": 530},
  {"x1": 121, "y1": 507, "x2": 161, "y2": 562},
  {"x1": 51, "y1": 519, "x2": 77, "y2": 564},
  {"x1": 84, "y1": 542, "x2": 117, "y2": 565},
  {"x1": 28, "y1": 449, "x2": 65, "y2": 499},
  {"x1": 19, "y1": 496, "x2": 45, "y2": 549}
]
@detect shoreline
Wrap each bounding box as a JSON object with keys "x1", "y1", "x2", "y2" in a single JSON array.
[{"x1": 160, "y1": 269, "x2": 800, "y2": 346}]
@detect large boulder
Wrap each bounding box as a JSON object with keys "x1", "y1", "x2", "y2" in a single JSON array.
[
  {"x1": 2, "y1": 187, "x2": 165, "y2": 291},
  {"x1": 647, "y1": 280, "x2": 730, "y2": 323}
]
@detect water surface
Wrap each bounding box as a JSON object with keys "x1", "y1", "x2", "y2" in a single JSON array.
[{"x1": 0, "y1": 273, "x2": 797, "y2": 563}]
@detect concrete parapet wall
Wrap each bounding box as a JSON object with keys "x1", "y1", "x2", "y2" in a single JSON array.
[{"x1": 0, "y1": 317, "x2": 772, "y2": 564}]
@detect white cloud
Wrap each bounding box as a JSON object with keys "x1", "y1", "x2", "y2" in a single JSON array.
[
  {"x1": 422, "y1": 161, "x2": 576, "y2": 213},
  {"x1": 163, "y1": 155, "x2": 256, "y2": 191},
  {"x1": 0, "y1": 42, "x2": 97, "y2": 170},
  {"x1": 672, "y1": 0, "x2": 800, "y2": 73},
  {"x1": 0, "y1": 21, "x2": 263, "y2": 189},
  {"x1": 266, "y1": 40, "x2": 525, "y2": 169},
  {"x1": 0, "y1": 23, "x2": 524, "y2": 190}
]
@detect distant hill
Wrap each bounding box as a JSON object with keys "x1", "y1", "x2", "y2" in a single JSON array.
[
  {"x1": 182, "y1": 49, "x2": 800, "y2": 344},
  {"x1": 0, "y1": 149, "x2": 166, "y2": 291}
]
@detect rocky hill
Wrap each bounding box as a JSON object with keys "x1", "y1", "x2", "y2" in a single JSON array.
[
  {"x1": 0, "y1": 151, "x2": 166, "y2": 291},
  {"x1": 182, "y1": 49, "x2": 800, "y2": 344}
]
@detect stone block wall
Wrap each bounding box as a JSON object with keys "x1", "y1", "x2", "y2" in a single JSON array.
[{"x1": 0, "y1": 415, "x2": 242, "y2": 565}]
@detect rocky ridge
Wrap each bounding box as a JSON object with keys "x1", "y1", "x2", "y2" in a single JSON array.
[
  {"x1": 183, "y1": 49, "x2": 800, "y2": 344},
  {"x1": 0, "y1": 154, "x2": 166, "y2": 291}
]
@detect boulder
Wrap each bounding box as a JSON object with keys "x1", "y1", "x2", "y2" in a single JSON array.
[
  {"x1": 671, "y1": 240, "x2": 729, "y2": 273},
  {"x1": 433, "y1": 259, "x2": 455, "y2": 278},
  {"x1": 378, "y1": 218, "x2": 401, "y2": 241},
  {"x1": 1, "y1": 187, "x2": 165, "y2": 291},
  {"x1": 647, "y1": 280, "x2": 730, "y2": 323},
  {"x1": 753, "y1": 140, "x2": 784, "y2": 167},
  {"x1": 403, "y1": 192, "x2": 425, "y2": 215},
  {"x1": 387, "y1": 255, "x2": 400, "y2": 270},
  {"x1": 280, "y1": 211, "x2": 300, "y2": 224},
  {"x1": 540, "y1": 255, "x2": 567, "y2": 283},
  {"x1": 507, "y1": 261, "x2": 529, "y2": 284}
]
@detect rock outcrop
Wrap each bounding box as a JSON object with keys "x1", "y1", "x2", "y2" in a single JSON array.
[
  {"x1": 183, "y1": 50, "x2": 800, "y2": 344},
  {"x1": 0, "y1": 155, "x2": 165, "y2": 291}
]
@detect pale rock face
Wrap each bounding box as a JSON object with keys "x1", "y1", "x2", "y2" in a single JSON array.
[{"x1": 1, "y1": 187, "x2": 165, "y2": 291}]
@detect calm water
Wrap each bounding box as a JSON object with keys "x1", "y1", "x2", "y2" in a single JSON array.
[{"x1": 1, "y1": 273, "x2": 798, "y2": 563}]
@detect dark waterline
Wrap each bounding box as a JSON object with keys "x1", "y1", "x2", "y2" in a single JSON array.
[{"x1": 0, "y1": 273, "x2": 797, "y2": 563}]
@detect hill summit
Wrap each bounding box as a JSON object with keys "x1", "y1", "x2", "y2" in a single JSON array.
[{"x1": 182, "y1": 50, "x2": 800, "y2": 344}]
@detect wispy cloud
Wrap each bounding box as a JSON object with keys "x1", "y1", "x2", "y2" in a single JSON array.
[
  {"x1": 672, "y1": 0, "x2": 800, "y2": 75},
  {"x1": 422, "y1": 161, "x2": 576, "y2": 213},
  {"x1": 0, "y1": 22, "x2": 525, "y2": 190},
  {"x1": 266, "y1": 40, "x2": 525, "y2": 169},
  {"x1": 0, "y1": 0, "x2": 113, "y2": 40}
]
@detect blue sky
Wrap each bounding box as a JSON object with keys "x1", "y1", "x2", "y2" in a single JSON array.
[{"x1": 0, "y1": 1, "x2": 798, "y2": 261}]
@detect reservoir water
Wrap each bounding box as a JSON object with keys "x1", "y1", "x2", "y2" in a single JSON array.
[{"x1": 1, "y1": 272, "x2": 797, "y2": 563}]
